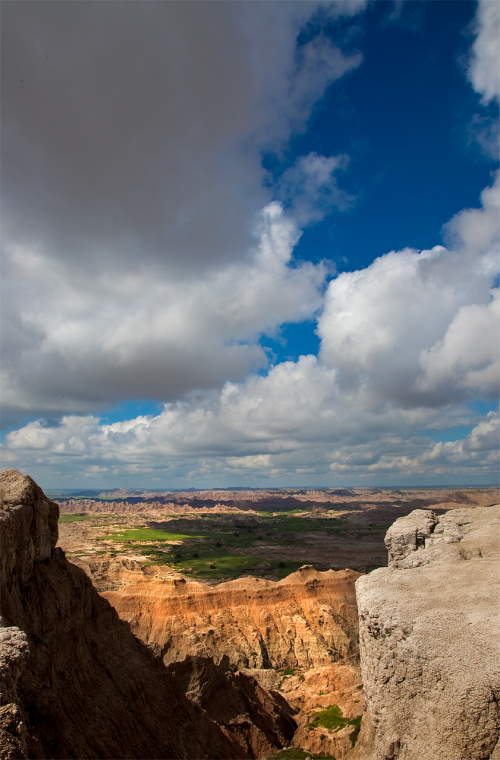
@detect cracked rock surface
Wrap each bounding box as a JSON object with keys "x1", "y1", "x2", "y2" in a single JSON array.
[{"x1": 355, "y1": 505, "x2": 500, "y2": 760}]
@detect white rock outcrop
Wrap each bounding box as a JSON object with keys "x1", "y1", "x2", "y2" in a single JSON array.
[{"x1": 355, "y1": 505, "x2": 500, "y2": 760}]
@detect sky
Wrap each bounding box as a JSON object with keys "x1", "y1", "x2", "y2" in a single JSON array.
[{"x1": 1, "y1": 0, "x2": 499, "y2": 490}]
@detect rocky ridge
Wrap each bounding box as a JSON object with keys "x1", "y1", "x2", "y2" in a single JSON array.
[
  {"x1": 0, "y1": 470, "x2": 295, "y2": 759},
  {"x1": 355, "y1": 505, "x2": 500, "y2": 760}
]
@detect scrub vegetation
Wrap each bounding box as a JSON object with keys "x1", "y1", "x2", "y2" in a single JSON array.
[{"x1": 308, "y1": 704, "x2": 362, "y2": 745}]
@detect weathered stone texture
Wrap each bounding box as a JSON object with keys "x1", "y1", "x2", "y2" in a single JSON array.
[{"x1": 356, "y1": 505, "x2": 500, "y2": 760}]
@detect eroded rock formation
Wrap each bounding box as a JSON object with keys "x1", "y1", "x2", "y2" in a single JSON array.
[
  {"x1": 166, "y1": 655, "x2": 297, "y2": 757},
  {"x1": 93, "y1": 561, "x2": 361, "y2": 670},
  {"x1": 81, "y1": 556, "x2": 366, "y2": 756},
  {"x1": 0, "y1": 469, "x2": 282, "y2": 759},
  {"x1": 355, "y1": 505, "x2": 500, "y2": 760}
]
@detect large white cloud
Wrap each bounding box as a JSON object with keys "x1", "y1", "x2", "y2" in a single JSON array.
[
  {"x1": 1, "y1": 204, "x2": 326, "y2": 419},
  {"x1": 317, "y1": 173, "x2": 499, "y2": 407},
  {"x1": 417, "y1": 292, "x2": 499, "y2": 396},
  {"x1": 1, "y1": 1, "x2": 365, "y2": 427}
]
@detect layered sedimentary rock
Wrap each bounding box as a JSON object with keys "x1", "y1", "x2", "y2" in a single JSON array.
[
  {"x1": 89, "y1": 559, "x2": 365, "y2": 757},
  {"x1": 355, "y1": 505, "x2": 500, "y2": 760},
  {"x1": 97, "y1": 562, "x2": 361, "y2": 670},
  {"x1": 0, "y1": 470, "x2": 250, "y2": 759}
]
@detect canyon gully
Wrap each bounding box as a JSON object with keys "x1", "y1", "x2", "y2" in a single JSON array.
[{"x1": 2, "y1": 471, "x2": 498, "y2": 759}]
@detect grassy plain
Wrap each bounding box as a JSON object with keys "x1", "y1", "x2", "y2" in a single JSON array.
[
  {"x1": 57, "y1": 487, "x2": 498, "y2": 582},
  {"x1": 59, "y1": 514, "x2": 91, "y2": 522},
  {"x1": 91, "y1": 513, "x2": 345, "y2": 580}
]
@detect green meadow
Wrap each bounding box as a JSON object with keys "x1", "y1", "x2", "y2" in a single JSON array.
[
  {"x1": 308, "y1": 704, "x2": 362, "y2": 746},
  {"x1": 94, "y1": 513, "x2": 346, "y2": 581},
  {"x1": 59, "y1": 514, "x2": 91, "y2": 522}
]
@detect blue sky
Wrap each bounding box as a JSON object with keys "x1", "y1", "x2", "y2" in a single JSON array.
[
  {"x1": 273, "y1": 1, "x2": 494, "y2": 269},
  {"x1": 1, "y1": 0, "x2": 498, "y2": 489}
]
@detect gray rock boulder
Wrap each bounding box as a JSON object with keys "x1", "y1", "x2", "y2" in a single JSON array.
[{"x1": 355, "y1": 505, "x2": 500, "y2": 760}]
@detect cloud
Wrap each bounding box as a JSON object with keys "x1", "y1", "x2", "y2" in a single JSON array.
[
  {"x1": 317, "y1": 171, "x2": 499, "y2": 407},
  {"x1": 276, "y1": 152, "x2": 353, "y2": 225},
  {"x1": 463, "y1": 0, "x2": 499, "y2": 158},
  {"x1": 1, "y1": 1, "x2": 366, "y2": 429},
  {"x1": 285, "y1": 34, "x2": 362, "y2": 136},
  {"x1": 466, "y1": 0, "x2": 500, "y2": 105},
  {"x1": 3, "y1": 371, "x2": 497, "y2": 485},
  {"x1": 416, "y1": 292, "x2": 499, "y2": 396},
  {"x1": 382, "y1": 0, "x2": 424, "y2": 33},
  {"x1": 2, "y1": 1, "x2": 364, "y2": 276},
  {"x1": 1, "y1": 204, "x2": 326, "y2": 423}
]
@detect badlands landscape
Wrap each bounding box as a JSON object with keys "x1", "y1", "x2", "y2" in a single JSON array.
[{"x1": 1, "y1": 471, "x2": 499, "y2": 759}]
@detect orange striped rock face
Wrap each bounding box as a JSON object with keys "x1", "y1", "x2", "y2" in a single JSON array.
[
  {"x1": 91, "y1": 560, "x2": 367, "y2": 757},
  {"x1": 96, "y1": 563, "x2": 361, "y2": 670}
]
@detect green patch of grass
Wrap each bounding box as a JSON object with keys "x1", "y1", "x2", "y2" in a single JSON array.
[
  {"x1": 281, "y1": 667, "x2": 297, "y2": 676},
  {"x1": 59, "y1": 514, "x2": 90, "y2": 522},
  {"x1": 265, "y1": 749, "x2": 336, "y2": 760},
  {"x1": 99, "y1": 527, "x2": 204, "y2": 542},
  {"x1": 308, "y1": 705, "x2": 362, "y2": 746},
  {"x1": 96, "y1": 514, "x2": 346, "y2": 581},
  {"x1": 125, "y1": 542, "x2": 304, "y2": 582},
  {"x1": 173, "y1": 552, "x2": 303, "y2": 581},
  {"x1": 102, "y1": 515, "x2": 344, "y2": 547}
]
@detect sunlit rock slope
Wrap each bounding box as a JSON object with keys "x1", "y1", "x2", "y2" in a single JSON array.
[{"x1": 96, "y1": 561, "x2": 361, "y2": 670}]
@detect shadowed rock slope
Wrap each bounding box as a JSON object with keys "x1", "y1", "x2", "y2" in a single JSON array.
[
  {"x1": 354, "y1": 505, "x2": 500, "y2": 760},
  {"x1": 0, "y1": 470, "x2": 253, "y2": 759}
]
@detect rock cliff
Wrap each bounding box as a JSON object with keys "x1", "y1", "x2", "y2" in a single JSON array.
[
  {"x1": 0, "y1": 469, "x2": 277, "y2": 759},
  {"x1": 166, "y1": 654, "x2": 297, "y2": 757},
  {"x1": 96, "y1": 562, "x2": 361, "y2": 670},
  {"x1": 86, "y1": 558, "x2": 365, "y2": 757},
  {"x1": 355, "y1": 505, "x2": 500, "y2": 760}
]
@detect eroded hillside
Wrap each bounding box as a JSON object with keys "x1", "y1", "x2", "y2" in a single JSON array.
[
  {"x1": 78, "y1": 556, "x2": 366, "y2": 758},
  {"x1": 0, "y1": 470, "x2": 298, "y2": 759}
]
